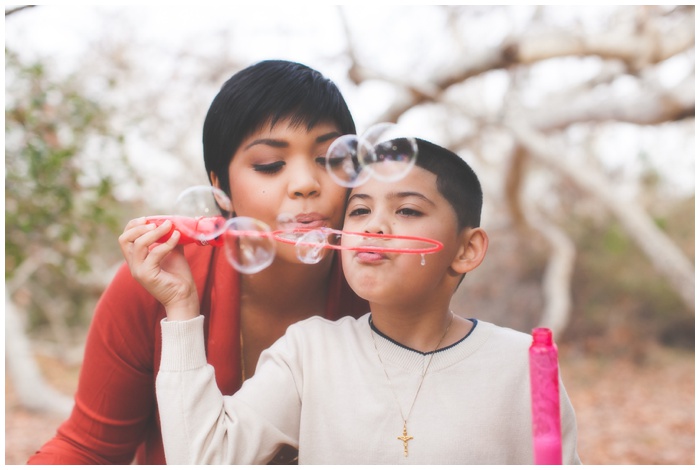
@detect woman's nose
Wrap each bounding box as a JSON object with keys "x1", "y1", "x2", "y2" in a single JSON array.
[{"x1": 288, "y1": 160, "x2": 321, "y2": 198}]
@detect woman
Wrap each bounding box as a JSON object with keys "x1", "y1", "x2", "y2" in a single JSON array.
[{"x1": 27, "y1": 60, "x2": 368, "y2": 465}]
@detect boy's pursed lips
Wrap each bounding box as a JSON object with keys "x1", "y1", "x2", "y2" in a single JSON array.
[{"x1": 354, "y1": 251, "x2": 388, "y2": 263}]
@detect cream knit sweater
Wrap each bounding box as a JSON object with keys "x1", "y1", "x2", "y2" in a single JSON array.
[{"x1": 156, "y1": 314, "x2": 580, "y2": 464}]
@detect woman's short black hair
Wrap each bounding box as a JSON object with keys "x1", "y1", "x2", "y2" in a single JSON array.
[
  {"x1": 203, "y1": 60, "x2": 356, "y2": 194},
  {"x1": 414, "y1": 138, "x2": 482, "y2": 230}
]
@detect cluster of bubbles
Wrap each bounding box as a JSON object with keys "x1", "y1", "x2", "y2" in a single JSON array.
[
  {"x1": 326, "y1": 122, "x2": 418, "y2": 187},
  {"x1": 149, "y1": 124, "x2": 441, "y2": 274}
]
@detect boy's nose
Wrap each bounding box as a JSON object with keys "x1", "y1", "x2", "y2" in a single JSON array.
[{"x1": 362, "y1": 215, "x2": 390, "y2": 235}]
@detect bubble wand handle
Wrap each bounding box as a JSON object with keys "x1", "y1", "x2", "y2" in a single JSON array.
[
  {"x1": 529, "y1": 327, "x2": 563, "y2": 465},
  {"x1": 146, "y1": 216, "x2": 227, "y2": 247}
]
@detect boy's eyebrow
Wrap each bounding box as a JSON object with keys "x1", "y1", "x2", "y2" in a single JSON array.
[
  {"x1": 347, "y1": 193, "x2": 372, "y2": 204},
  {"x1": 244, "y1": 131, "x2": 342, "y2": 150},
  {"x1": 347, "y1": 191, "x2": 436, "y2": 205},
  {"x1": 392, "y1": 191, "x2": 436, "y2": 206}
]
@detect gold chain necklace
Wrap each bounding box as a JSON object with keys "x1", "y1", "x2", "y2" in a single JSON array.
[{"x1": 369, "y1": 313, "x2": 454, "y2": 458}]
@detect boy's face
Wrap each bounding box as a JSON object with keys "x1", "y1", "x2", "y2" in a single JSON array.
[
  {"x1": 341, "y1": 164, "x2": 463, "y2": 308},
  {"x1": 218, "y1": 118, "x2": 347, "y2": 264}
]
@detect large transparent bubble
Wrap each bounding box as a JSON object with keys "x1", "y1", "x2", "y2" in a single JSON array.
[
  {"x1": 325, "y1": 134, "x2": 373, "y2": 188},
  {"x1": 222, "y1": 217, "x2": 276, "y2": 274},
  {"x1": 358, "y1": 122, "x2": 418, "y2": 183}
]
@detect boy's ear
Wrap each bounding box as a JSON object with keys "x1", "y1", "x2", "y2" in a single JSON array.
[{"x1": 451, "y1": 227, "x2": 488, "y2": 275}]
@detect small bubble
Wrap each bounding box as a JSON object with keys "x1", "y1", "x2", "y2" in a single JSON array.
[{"x1": 295, "y1": 230, "x2": 327, "y2": 264}]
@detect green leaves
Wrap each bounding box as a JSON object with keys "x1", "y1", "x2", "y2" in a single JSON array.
[{"x1": 5, "y1": 46, "x2": 137, "y2": 330}]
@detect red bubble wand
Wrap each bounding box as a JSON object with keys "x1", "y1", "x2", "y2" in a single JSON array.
[{"x1": 146, "y1": 216, "x2": 443, "y2": 254}]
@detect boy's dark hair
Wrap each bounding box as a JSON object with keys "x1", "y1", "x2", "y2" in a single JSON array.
[
  {"x1": 203, "y1": 60, "x2": 356, "y2": 194},
  {"x1": 414, "y1": 138, "x2": 482, "y2": 230}
]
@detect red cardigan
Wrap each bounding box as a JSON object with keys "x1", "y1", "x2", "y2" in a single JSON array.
[{"x1": 27, "y1": 245, "x2": 368, "y2": 464}]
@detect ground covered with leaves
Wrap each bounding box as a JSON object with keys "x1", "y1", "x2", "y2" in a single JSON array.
[{"x1": 5, "y1": 345, "x2": 694, "y2": 464}]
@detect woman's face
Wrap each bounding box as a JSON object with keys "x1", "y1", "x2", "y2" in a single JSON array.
[{"x1": 213, "y1": 118, "x2": 348, "y2": 258}]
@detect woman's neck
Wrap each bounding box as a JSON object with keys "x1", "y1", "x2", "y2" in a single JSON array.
[
  {"x1": 237, "y1": 254, "x2": 335, "y2": 378},
  {"x1": 240, "y1": 253, "x2": 334, "y2": 318}
]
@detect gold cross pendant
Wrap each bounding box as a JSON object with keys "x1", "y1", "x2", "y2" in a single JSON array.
[{"x1": 397, "y1": 422, "x2": 414, "y2": 457}]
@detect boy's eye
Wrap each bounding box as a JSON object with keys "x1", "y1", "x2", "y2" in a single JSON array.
[
  {"x1": 253, "y1": 161, "x2": 285, "y2": 174},
  {"x1": 347, "y1": 207, "x2": 370, "y2": 217},
  {"x1": 315, "y1": 156, "x2": 329, "y2": 167},
  {"x1": 397, "y1": 208, "x2": 423, "y2": 217}
]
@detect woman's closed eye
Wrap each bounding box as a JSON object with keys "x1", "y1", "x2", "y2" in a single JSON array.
[
  {"x1": 315, "y1": 156, "x2": 331, "y2": 168},
  {"x1": 253, "y1": 161, "x2": 285, "y2": 174}
]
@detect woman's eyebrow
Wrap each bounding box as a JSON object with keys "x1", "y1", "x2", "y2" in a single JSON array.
[
  {"x1": 244, "y1": 138, "x2": 287, "y2": 150},
  {"x1": 244, "y1": 131, "x2": 341, "y2": 150},
  {"x1": 316, "y1": 131, "x2": 341, "y2": 143}
]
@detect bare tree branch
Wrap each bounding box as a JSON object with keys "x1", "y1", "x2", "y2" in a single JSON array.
[
  {"x1": 526, "y1": 211, "x2": 577, "y2": 336},
  {"x1": 5, "y1": 5, "x2": 35, "y2": 17},
  {"x1": 525, "y1": 73, "x2": 695, "y2": 131},
  {"x1": 348, "y1": 14, "x2": 694, "y2": 125}
]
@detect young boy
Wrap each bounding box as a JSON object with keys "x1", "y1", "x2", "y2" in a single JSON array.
[{"x1": 139, "y1": 138, "x2": 580, "y2": 464}]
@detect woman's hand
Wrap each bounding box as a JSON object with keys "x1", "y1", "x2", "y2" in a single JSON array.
[{"x1": 118, "y1": 218, "x2": 199, "y2": 321}]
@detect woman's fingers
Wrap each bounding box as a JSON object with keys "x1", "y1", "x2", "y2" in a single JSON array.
[
  {"x1": 119, "y1": 219, "x2": 180, "y2": 280},
  {"x1": 120, "y1": 220, "x2": 168, "y2": 253},
  {"x1": 117, "y1": 217, "x2": 196, "y2": 310},
  {"x1": 142, "y1": 229, "x2": 181, "y2": 267}
]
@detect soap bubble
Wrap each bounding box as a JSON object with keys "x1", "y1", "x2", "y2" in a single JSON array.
[
  {"x1": 172, "y1": 185, "x2": 233, "y2": 241},
  {"x1": 325, "y1": 134, "x2": 373, "y2": 188},
  {"x1": 295, "y1": 229, "x2": 328, "y2": 264},
  {"x1": 358, "y1": 123, "x2": 418, "y2": 183},
  {"x1": 222, "y1": 217, "x2": 276, "y2": 274},
  {"x1": 274, "y1": 213, "x2": 304, "y2": 243}
]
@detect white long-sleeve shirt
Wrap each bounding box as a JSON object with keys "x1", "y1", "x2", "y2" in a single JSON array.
[{"x1": 156, "y1": 314, "x2": 580, "y2": 464}]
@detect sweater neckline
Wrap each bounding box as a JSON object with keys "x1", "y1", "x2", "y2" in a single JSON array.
[
  {"x1": 368, "y1": 314, "x2": 477, "y2": 356},
  {"x1": 364, "y1": 314, "x2": 492, "y2": 372}
]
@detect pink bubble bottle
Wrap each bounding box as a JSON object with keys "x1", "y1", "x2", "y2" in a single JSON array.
[{"x1": 529, "y1": 327, "x2": 562, "y2": 464}]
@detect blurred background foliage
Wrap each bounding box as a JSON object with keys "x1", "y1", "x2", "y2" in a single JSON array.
[{"x1": 5, "y1": 47, "x2": 141, "y2": 339}]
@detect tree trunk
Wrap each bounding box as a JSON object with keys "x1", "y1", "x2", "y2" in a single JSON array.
[
  {"x1": 509, "y1": 121, "x2": 695, "y2": 311},
  {"x1": 5, "y1": 289, "x2": 73, "y2": 415}
]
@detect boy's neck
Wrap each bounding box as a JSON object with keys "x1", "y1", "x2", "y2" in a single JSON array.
[{"x1": 369, "y1": 305, "x2": 470, "y2": 353}]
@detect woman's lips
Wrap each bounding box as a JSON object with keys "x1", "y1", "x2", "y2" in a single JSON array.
[{"x1": 284, "y1": 213, "x2": 327, "y2": 230}]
